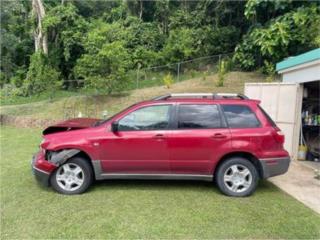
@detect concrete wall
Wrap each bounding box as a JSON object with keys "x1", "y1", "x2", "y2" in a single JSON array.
[{"x1": 279, "y1": 60, "x2": 320, "y2": 84}]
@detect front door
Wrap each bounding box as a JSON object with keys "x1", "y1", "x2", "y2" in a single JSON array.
[
  {"x1": 168, "y1": 104, "x2": 231, "y2": 175},
  {"x1": 100, "y1": 104, "x2": 173, "y2": 173}
]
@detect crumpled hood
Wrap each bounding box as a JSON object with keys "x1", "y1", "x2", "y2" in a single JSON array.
[{"x1": 43, "y1": 118, "x2": 101, "y2": 135}]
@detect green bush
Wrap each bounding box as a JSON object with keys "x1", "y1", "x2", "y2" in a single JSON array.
[
  {"x1": 234, "y1": 5, "x2": 320, "y2": 70},
  {"x1": 190, "y1": 70, "x2": 196, "y2": 78},
  {"x1": 216, "y1": 60, "x2": 226, "y2": 87},
  {"x1": 163, "y1": 73, "x2": 174, "y2": 89},
  {"x1": 22, "y1": 52, "x2": 61, "y2": 96},
  {"x1": 263, "y1": 61, "x2": 276, "y2": 82},
  {"x1": 75, "y1": 41, "x2": 131, "y2": 94},
  {"x1": 0, "y1": 84, "x2": 23, "y2": 99},
  {"x1": 10, "y1": 68, "x2": 27, "y2": 88}
]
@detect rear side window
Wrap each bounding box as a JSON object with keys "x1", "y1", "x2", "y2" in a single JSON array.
[
  {"x1": 221, "y1": 105, "x2": 260, "y2": 128},
  {"x1": 258, "y1": 105, "x2": 277, "y2": 127},
  {"x1": 178, "y1": 104, "x2": 222, "y2": 129}
]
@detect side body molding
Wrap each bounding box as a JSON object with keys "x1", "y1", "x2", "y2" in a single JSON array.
[
  {"x1": 91, "y1": 160, "x2": 213, "y2": 181},
  {"x1": 50, "y1": 149, "x2": 81, "y2": 166}
]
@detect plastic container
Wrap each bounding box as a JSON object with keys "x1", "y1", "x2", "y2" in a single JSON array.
[{"x1": 298, "y1": 145, "x2": 307, "y2": 161}]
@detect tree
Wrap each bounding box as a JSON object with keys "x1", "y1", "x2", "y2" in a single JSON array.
[
  {"x1": 23, "y1": 52, "x2": 60, "y2": 96},
  {"x1": 0, "y1": 0, "x2": 33, "y2": 85},
  {"x1": 162, "y1": 28, "x2": 199, "y2": 63},
  {"x1": 43, "y1": 3, "x2": 88, "y2": 82},
  {"x1": 234, "y1": 4, "x2": 320, "y2": 71},
  {"x1": 2, "y1": 0, "x2": 319, "y2": 96},
  {"x1": 75, "y1": 42, "x2": 131, "y2": 94},
  {"x1": 32, "y1": 0, "x2": 48, "y2": 54}
]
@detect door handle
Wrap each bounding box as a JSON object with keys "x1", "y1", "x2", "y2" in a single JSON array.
[
  {"x1": 211, "y1": 133, "x2": 227, "y2": 139},
  {"x1": 153, "y1": 134, "x2": 166, "y2": 139}
]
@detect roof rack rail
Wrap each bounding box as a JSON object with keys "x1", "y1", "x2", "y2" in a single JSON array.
[
  {"x1": 212, "y1": 93, "x2": 249, "y2": 99},
  {"x1": 152, "y1": 93, "x2": 249, "y2": 100}
]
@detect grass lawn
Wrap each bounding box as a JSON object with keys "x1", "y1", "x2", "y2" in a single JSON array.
[{"x1": 1, "y1": 126, "x2": 319, "y2": 239}]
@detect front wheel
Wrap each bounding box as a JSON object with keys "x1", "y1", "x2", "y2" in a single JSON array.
[
  {"x1": 215, "y1": 157, "x2": 259, "y2": 197},
  {"x1": 50, "y1": 157, "x2": 93, "y2": 195}
]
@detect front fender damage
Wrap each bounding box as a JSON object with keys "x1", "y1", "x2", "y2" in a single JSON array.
[{"x1": 49, "y1": 149, "x2": 80, "y2": 166}]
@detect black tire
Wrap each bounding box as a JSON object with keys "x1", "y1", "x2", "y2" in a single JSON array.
[
  {"x1": 50, "y1": 157, "x2": 93, "y2": 195},
  {"x1": 215, "y1": 157, "x2": 259, "y2": 197}
]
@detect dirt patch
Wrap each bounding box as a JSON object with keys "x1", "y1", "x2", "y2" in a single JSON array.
[{"x1": 0, "y1": 114, "x2": 58, "y2": 128}]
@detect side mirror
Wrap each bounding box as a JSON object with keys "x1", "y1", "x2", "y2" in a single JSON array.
[{"x1": 111, "y1": 121, "x2": 119, "y2": 132}]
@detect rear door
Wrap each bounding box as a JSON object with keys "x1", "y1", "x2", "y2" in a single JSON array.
[
  {"x1": 168, "y1": 104, "x2": 231, "y2": 175},
  {"x1": 220, "y1": 104, "x2": 269, "y2": 155}
]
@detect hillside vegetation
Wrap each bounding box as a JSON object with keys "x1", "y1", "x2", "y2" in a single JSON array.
[
  {"x1": 2, "y1": 1, "x2": 319, "y2": 98},
  {"x1": 0, "y1": 71, "x2": 266, "y2": 120}
]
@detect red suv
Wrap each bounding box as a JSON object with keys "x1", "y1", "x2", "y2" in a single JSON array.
[{"x1": 32, "y1": 93, "x2": 290, "y2": 197}]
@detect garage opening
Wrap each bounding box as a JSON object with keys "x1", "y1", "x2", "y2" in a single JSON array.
[{"x1": 300, "y1": 81, "x2": 320, "y2": 163}]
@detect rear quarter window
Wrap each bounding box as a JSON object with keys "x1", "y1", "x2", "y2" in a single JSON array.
[{"x1": 221, "y1": 104, "x2": 260, "y2": 128}]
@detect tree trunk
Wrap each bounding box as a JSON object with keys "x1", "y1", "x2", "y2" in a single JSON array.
[
  {"x1": 139, "y1": 0, "x2": 143, "y2": 19},
  {"x1": 32, "y1": 0, "x2": 48, "y2": 54}
]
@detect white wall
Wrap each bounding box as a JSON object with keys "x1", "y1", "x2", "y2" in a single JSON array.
[{"x1": 279, "y1": 60, "x2": 320, "y2": 84}]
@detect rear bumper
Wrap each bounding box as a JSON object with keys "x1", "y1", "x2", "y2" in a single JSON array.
[{"x1": 259, "y1": 157, "x2": 291, "y2": 179}]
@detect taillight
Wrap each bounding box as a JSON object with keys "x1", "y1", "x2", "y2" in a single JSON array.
[{"x1": 274, "y1": 128, "x2": 285, "y2": 144}]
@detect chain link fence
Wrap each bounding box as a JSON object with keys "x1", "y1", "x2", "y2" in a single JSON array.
[
  {"x1": 2, "y1": 52, "x2": 267, "y2": 121},
  {"x1": 132, "y1": 53, "x2": 233, "y2": 90},
  {"x1": 58, "y1": 53, "x2": 235, "y2": 119}
]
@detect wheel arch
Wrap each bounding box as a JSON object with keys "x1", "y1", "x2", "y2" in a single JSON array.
[
  {"x1": 47, "y1": 148, "x2": 94, "y2": 173},
  {"x1": 214, "y1": 151, "x2": 263, "y2": 178}
]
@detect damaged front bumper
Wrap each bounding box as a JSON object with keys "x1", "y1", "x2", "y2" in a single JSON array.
[
  {"x1": 31, "y1": 148, "x2": 81, "y2": 187},
  {"x1": 31, "y1": 152, "x2": 55, "y2": 187}
]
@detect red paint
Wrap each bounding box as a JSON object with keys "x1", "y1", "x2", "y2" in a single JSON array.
[
  {"x1": 48, "y1": 118, "x2": 100, "y2": 128},
  {"x1": 34, "y1": 152, "x2": 56, "y2": 172},
  {"x1": 36, "y1": 97, "x2": 290, "y2": 176}
]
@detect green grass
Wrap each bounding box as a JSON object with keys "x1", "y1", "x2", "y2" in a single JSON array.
[{"x1": 1, "y1": 126, "x2": 319, "y2": 239}]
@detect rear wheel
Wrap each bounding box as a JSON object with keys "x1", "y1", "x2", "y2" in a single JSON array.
[
  {"x1": 50, "y1": 157, "x2": 93, "y2": 195},
  {"x1": 216, "y1": 157, "x2": 259, "y2": 197}
]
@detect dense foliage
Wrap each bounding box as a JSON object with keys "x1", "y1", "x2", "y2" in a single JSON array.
[
  {"x1": 234, "y1": 1, "x2": 320, "y2": 71},
  {"x1": 1, "y1": 0, "x2": 319, "y2": 96}
]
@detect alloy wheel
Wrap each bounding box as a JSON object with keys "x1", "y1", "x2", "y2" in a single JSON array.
[
  {"x1": 56, "y1": 163, "x2": 85, "y2": 191},
  {"x1": 223, "y1": 164, "x2": 252, "y2": 193}
]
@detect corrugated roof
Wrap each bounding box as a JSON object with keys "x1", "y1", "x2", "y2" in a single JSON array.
[{"x1": 276, "y1": 48, "x2": 320, "y2": 72}]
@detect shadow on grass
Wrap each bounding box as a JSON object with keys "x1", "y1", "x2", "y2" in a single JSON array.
[{"x1": 88, "y1": 178, "x2": 278, "y2": 195}]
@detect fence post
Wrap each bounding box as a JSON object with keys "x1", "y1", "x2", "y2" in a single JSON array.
[
  {"x1": 136, "y1": 69, "x2": 139, "y2": 89},
  {"x1": 177, "y1": 62, "x2": 180, "y2": 82},
  {"x1": 136, "y1": 64, "x2": 141, "y2": 89},
  {"x1": 218, "y1": 54, "x2": 221, "y2": 70}
]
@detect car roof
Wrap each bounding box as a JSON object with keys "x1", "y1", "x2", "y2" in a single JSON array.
[
  {"x1": 142, "y1": 98, "x2": 260, "y2": 105},
  {"x1": 136, "y1": 93, "x2": 260, "y2": 106}
]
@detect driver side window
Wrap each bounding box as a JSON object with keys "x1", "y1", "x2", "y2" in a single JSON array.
[{"x1": 118, "y1": 105, "x2": 171, "y2": 131}]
